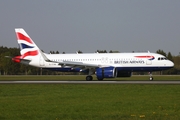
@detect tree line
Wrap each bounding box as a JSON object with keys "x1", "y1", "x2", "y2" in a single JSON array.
[{"x1": 0, "y1": 46, "x2": 180, "y2": 75}]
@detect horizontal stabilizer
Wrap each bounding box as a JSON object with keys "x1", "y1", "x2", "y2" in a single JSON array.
[
  {"x1": 5, "y1": 56, "x2": 31, "y2": 63},
  {"x1": 5, "y1": 56, "x2": 13, "y2": 58}
]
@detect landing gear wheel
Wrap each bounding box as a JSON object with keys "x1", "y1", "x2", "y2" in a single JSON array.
[
  {"x1": 150, "y1": 77, "x2": 153, "y2": 81},
  {"x1": 86, "y1": 76, "x2": 93, "y2": 81},
  {"x1": 149, "y1": 72, "x2": 153, "y2": 81}
]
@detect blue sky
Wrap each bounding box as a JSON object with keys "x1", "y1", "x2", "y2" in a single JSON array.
[{"x1": 0, "y1": 0, "x2": 180, "y2": 55}]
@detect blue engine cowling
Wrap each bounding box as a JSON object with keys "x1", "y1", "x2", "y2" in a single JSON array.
[{"x1": 96, "y1": 67, "x2": 117, "y2": 80}]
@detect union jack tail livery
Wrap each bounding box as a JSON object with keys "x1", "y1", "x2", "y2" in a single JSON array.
[
  {"x1": 15, "y1": 28, "x2": 39, "y2": 58},
  {"x1": 11, "y1": 28, "x2": 45, "y2": 66}
]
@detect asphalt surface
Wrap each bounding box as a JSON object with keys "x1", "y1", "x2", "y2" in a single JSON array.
[{"x1": 0, "y1": 80, "x2": 180, "y2": 84}]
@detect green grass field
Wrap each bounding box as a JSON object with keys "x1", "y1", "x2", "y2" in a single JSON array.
[
  {"x1": 0, "y1": 84, "x2": 180, "y2": 120},
  {"x1": 0, "y1": 75, "x2": 180, "y2": 119}
]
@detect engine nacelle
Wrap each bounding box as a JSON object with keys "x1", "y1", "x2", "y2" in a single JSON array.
[
  {"x1": 96, "y1": 67, "x2": 117, "y2": 80},
  {"x1": 117, "y1": 71, "x2": 132, "y2": 77}
]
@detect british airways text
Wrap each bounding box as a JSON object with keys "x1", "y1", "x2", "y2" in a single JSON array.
[{"x1": 114, "y1": 60, "x2": 145, "y2": 64}]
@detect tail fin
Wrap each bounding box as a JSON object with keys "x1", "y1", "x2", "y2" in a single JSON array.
[
  {"x1": 14, "y1": 28, "x2": 50, "y2": 65},
  {"x1": 15, "y1": 28, "x2": 39, "y2": 59}
]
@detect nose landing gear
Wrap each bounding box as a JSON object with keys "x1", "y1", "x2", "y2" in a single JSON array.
[{"x1": 149, "y1": 72, "x2": 153, "y2": 81}]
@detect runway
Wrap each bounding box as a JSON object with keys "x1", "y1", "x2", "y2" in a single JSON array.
[{"x1": 0, "y1": 80, "x2": 180, "y2": 84}]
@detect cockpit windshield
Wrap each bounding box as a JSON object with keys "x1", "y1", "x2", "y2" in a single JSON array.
[{"x1": 158, "y1": 57, "x2": 167, "y2": 60}]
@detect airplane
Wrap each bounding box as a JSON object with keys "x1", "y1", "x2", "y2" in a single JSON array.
[{"x1": 10, "y1": 28, "x2": 174, "y2": 81}]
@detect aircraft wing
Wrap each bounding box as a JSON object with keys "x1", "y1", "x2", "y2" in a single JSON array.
[
  {"x1": 54, "y1": 60, "x2": 110, "y2": 68},
  {"x1": 41, "y1": 51, "x2": 110, "y2": 69}
]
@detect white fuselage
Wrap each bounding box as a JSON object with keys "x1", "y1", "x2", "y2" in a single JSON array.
[{"x1": 26, "y1": 52, "x2": 174, "y2": 72}]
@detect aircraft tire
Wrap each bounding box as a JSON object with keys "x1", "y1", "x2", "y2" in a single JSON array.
[
  {"x1": 86, "y1": 76, "x2": 93, "y2": 81},
  {"x1": 149, "y1": 77, "x2": 153, "y2": 81}
]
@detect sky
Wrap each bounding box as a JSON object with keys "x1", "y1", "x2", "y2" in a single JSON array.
[{"x1": 0, "y1": 0, "x2": 180, "y2": 55}]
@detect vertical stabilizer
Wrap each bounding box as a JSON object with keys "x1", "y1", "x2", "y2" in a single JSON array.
[{"x1": 15, "y1": 28, "x2": 40, "y2": 59}]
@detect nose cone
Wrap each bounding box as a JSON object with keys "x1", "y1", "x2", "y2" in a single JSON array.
[{"x1": 168, "y1": 60, "x2": 174, "y2": 68}]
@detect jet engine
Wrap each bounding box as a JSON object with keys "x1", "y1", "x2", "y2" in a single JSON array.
[{"x1": 96, "y1": 67, "x2": 117, "y2": 80}]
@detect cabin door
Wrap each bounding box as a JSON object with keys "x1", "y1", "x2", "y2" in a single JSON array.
[
  {"x1": 39, "y1": 56, "x2": 45, "y2": 66},
  {"x1": 146, "y1": 55, "x2": 152, "y2": 65},
  {"x1": 101, "y1": 57, "x2": 108, "y2": 64}
]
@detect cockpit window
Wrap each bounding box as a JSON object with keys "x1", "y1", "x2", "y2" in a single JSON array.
[{"x1": 158, "y1": 57, "x2": 167, "y2": 60}]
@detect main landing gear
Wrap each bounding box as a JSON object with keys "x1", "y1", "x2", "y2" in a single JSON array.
[
  {"x1": 86, "y1": 69, "x2": 95, "y2": 81},
  {"x1": 86, "y1": 75, "x2": 93, "y2": 81},
  {"x1": 86, "y1": 75, "x2": 104, "y2": 81}
]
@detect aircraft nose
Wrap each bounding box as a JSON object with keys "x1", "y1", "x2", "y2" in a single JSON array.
[{"x1": 169, "y1": 60, "x2": 174, "y2": 67}]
